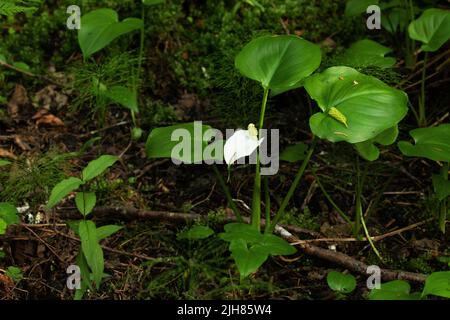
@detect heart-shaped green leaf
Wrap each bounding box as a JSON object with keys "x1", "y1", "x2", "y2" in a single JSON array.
[
  {"x1": 235, "y1": 35, "x2": 321, "y2": 96},
  {"x1": 82, "y1": 155, "x2": 119, "y2": 182},
  {"x1": 398, "y1": 124, "x2": 450, "y2": 162},
  {"x1": 305, "y1": 66, "x2": 408, "y2": 144},
  {"x1": 229, "y1": 239, "x2": 269, "y2": 278},
  {"x1": 422, "y1": 271, "x2": 450, "y2": 298},
  {"x1": 47, "y1": 177, "x2": 84, "y2": 209},
  {"x1": 408, "y1": 8, "x2": 450, "y2": 52},
  {"x1": 78, "y1": 9, "x2": 143, "y2": 59},
  {"x1": 355, "y1": 126, "x2": 399, "y2": 161},
  {"x1": 327, "y1": 271, "x2": 357, "y2": 294},
  {"x1": 75, "y1": 192, "x2": 97, "y2": 216},
  {"x1": 220, "y1": 223, "x2": 264, "y2": 243},
  {"x1": 368, "y1": 280, "x2": 416, "y2": 300},
  {"x1": 145, "y1": 122, "x2": 221, "y2": 164},
  {"x1": 258, "y1": 233, "x2": 296, "y2": 256},
  {"x1": 339, "y1": 39, "x2": 396, "y2": 68}
]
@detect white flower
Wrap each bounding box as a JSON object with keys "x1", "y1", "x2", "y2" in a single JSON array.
[{"x1": 224, "y1": 124, "x2": 264, "y2": 165}]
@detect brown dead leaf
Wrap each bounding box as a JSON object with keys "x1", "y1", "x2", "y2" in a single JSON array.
[
  {"x1": 0, "y1": 273, "x2": 14, "y2": 293},
  {"x1": 35, "y1": 114, "x2": 64, "y2": 127},
  {"x1": 13, "y1": 135, "x2": 31, "y2": 151},
  {"x1": 0, "y1": 148, "x2": 17, "y2": 160},
  {"x1": 7, "y1": 84, "x2": 29, "y2": 120}
]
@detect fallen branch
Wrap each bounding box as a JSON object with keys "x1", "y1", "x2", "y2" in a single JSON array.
[{"x1": 57, "y1": 206, "x2": 427, "y2": 283}]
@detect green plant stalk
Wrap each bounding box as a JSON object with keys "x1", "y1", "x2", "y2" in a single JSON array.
[
  {"x1": 263, "y1": 176, "x2": 271, "y2": 233},
  {"x1": 312, "y1": 169, "x2": 352, "y2": 225},
  {"x1": 267, "y1": 137, "x2": 317, "y2": 234},
  {"x1": 405, "y1": 0, "x2": 416, "y2": 68},
  {"x1": 418, "y1": 52, "x2": 428, "y2": 127},
  {"x1": 251, "y1": 88, "x2": 269, "y2": 231},
  {"x1": 213, "y1": 165, "x2": 243, "y2": 222},
  {"x1": 358, "y1": 200, "x2": 383, "y2": 261},
  {"x1": 439, "y1": 162, "x2": 449, "y2": 233}
]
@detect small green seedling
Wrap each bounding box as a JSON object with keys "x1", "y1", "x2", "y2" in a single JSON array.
[
  {"x1": 368, "y1": 271, "x2": 450, "y2": 300},
  {"x1": 47, "y1": 155, "x2": 122, "y2": 299},
  {"x1": 0, "y1": 202, "x2": 20, "y2": 235},
  {"x1": 399, "y1": 124, "x2": 450, "y2": 233},
  {"x1": 327, "y1": 271, "x2": 357, "y2": 298}
]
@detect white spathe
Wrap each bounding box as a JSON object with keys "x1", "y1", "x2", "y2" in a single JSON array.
[{"x1": 224, "y1": 124, "x2": 264, "y2": 165}]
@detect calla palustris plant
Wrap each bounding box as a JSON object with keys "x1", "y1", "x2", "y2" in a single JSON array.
[{"x1": 399, "y1": 124, "x2": 450, "y2": 233}]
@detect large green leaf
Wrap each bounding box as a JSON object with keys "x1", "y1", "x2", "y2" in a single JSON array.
[
  {"x1": 145, "y1": 122, "x2": 221, "y2": 164},
  {"x1": 47, "y1": 177, "x2": 84, "y2": 209},
  {"x1": 327, "y1": 271, "x2": 357, "y2": 294},
  {"x1": 408, "y1": 8, "x2": 450, "y2": 52},
  {"x1": 339, "y1": 39, "x2": 396, "y2": 68},
  {"x1": 220, "y1": 223, "x2": 264, "y2": 243},
  {"x1": 368, "y1": 280, "x2": 417, "y2": 300},
  {"x1": 0, "y1": 202, "x2": 19, "y2": 225},
  {"x1": 229, "y1": 239, "x2": 269, "y2": 278},
  {"x1": 345, "y1": 0, "x2": 379, "y2": 17},
  {"x1": 422, "y1": 271, "x2": 450, "y2": 298},
  {"x1": 398, "y1": 124, "x2": 450, "y2": 162},
  {"x1": 305, "y1": 66, "x2": 408, "y2": 144},
  {"x1": 79, "y1": 220, "x2": 104, "y2": 289},
  {"x1": 104, "y1": 86, "x2": 138, "y2": 113},
  {"x1": 258, "y1": 233, "x2": 296, "y2": 256},
  {"x1": 235, "y1": 35, "x2": 321, "y2": 96},
  {"x1": 78, "y1": 9, "x2": 143, "y2": 59},
  {"x1": 75, "y1": 192, "x2": 97, "y2": 216},
  {"x1": 355, "y1": 126, "x2": 399, "y2": 161},
  {"x1": 0, "y1": 219, "x2": 7, "y2": 235},
  {"x1": 82, "y1": 155, "x2": 119, "y2": 182}
]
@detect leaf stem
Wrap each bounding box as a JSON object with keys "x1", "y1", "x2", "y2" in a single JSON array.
[
  {"x1": 263, "y1": 176, "x2": 271, "y2": 233},
  {"x1": 418, "y1": 52, "x2": 428, "y2": 127},
  {"x1": 251, "y1": 88, "x2": 269, "y2": 231}
]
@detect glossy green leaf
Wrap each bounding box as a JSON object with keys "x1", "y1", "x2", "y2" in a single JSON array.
[
  {"x1": 368, "y1": 280, "x2": 416, "y2": 300},
  {"x1": 280, "y1": 142, "x2": 308, "y2": 162},
  {"x1": 96, "y1": 225, "x2": 123, "y2": 241},
  {"x1": 422, "y1": 271, "x2": 450, "y2": 298},
  {"x1": 235, "y1": 35, "x2": 321, "y2": 96},
  {"x1": 355, "y1": 126, "x2": 399, "y2": 161},
  {"x1": 408, "y1": 8, "x2": 450, "y2": 52},
  {"x1": 432, "y1": 175, "x2": 450, "y2": 201},
  {"x1": 345, "y1": 0, "x2": 379, "y2": 16},
  {"x1": 339, "y1": 39, "x2": 396, "y2": 68},
  {"x1": 229, "y1": 239, "x2": 269, "y2": 278},
  {"x1": 0, "y1": 202, "x2": 19, "y2": 225},
  {"x1": 305, "y1": 66, "x2": 408, "y2": 144},
  {"x1": 398, "y1": 124, "x2": 450, "y2": 162},
  {"x1": 47, "y1": 177, "x2": 83, "y2": 209},
  {"x1": 79, "y1": 220, "x2": 104, "y2": 289},
  {"x1": 178, "y1": 225, "x2": 214, "y2": 240},
  {"x1": 78, "y1": 9, "x2": 143, "y2": 58},
  {"x1": 327, "y1": 271, "x2": 357, "y2": 294},
  {"x1": 105, "y1": 86, "x2": 138, "y2": 113},
  {"x1": 145, "y1": 122, "x2": 220, "y2": 164},
  {"x1": 82, "y1": 155, "x2": 119, "y2": 182},
  {"x1": 75, "y1": 192, "x2": 96, "y2": 216}
]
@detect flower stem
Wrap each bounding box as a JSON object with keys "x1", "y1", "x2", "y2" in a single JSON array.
[
  {"x1": 263, "y1": 176, "x2": 271, "y2": 233},
  {"x1": 266, "y1": 137, "x2": 317, "y2": 234},
  {"x1": 213, "y1": 165, "x2": 243, "y2": 222},
  {"x1": 251, "y1": 88, "x2": 269, "y2": 231}
]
